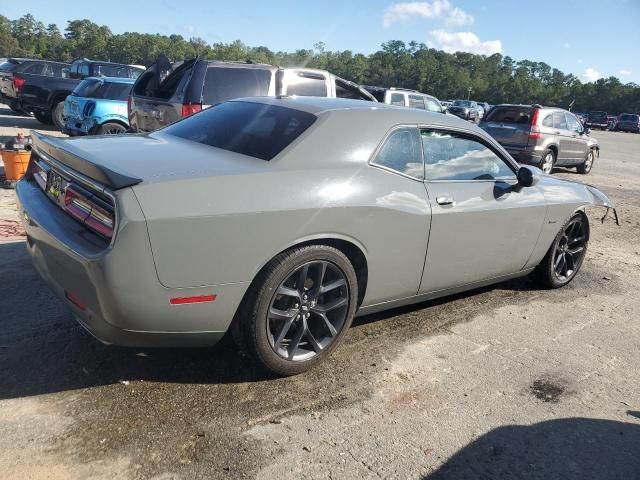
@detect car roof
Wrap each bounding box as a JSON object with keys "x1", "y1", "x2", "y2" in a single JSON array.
[
  {"x1": 84, "y1": 76, "x2": 136, "y2": 84},
  {"x1": 232, "y1": 96, "x2": 473, "y2": 128}
]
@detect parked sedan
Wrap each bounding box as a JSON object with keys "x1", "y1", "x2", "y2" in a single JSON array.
[
  {"x1": 63, "y1": 77, "x2": 134, "y2": 136},
  {"x1": 16, "y1": 97, "x2": 617, "y2": 375},
  {"x1": 447, "y1": 100, "x2": 481, "y2": 122}
]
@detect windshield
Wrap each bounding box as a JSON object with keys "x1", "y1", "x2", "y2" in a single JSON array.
[
  {"x1": 620, "y1": 114, "x2": 639, "y2": 122},
  {"x1": 453, "y1": 100, "x2": 471, "y2": 107},
  {"x1": 163, "y1": 101, "x2": 316, "y2": 161},
  {"x1": 202, "y1": 67, "x2": 271, "y2": 105},
  {"x1": 589, "y1": 112, "x2": 607, "y2": 120}
]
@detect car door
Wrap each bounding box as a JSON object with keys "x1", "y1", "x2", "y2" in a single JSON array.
[
  {"x1": 552, "y1": 111, "x2": 573, "y2": 164},
  {"x1": 419, "y1": 128, "x2": 547, "y2": 294},
  {"x1": 369, "y1": 126, "x2": 432, "y2": 301},
  {"x1": 565, "y1": 112, "x2": 589, "y2": 164}
]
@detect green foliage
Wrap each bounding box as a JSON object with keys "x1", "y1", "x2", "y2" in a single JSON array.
[{"x1": 2, "y1": 14, "x2": 638, "y2": 113}]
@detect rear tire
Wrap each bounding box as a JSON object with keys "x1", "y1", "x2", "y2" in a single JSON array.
[
  {"x1": 233, "y1": 245, "x2": 358, "y2": 376},
  {"x1": 577, "y1": 149, "x2": 594, "y2": 174},
  {"x1": 97, "y1": 122, "x2": 127, "y2": 135},
  {"x1": 540, "y1": 149, "x2": 555, "y2": 174},
  {"x1": 530, "y1": 212, "x2": 589, "y2": 289},
  {"x1": 51, "y1": 102, "x2": 65, "y2": 130},
  {"x1": 34, "y1": 111, "x2": 53, "y2": 125}
]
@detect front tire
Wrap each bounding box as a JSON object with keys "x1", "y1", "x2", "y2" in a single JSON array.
[
  {"x1": 530, "y1": 212, "x2": 589, "y2": 289},
  {"x1": 577, "y1": 149, "x2": 594, "y2": 174},
  {"x1": 234, "y1": 245, "x2": 358, "y2": 376}
]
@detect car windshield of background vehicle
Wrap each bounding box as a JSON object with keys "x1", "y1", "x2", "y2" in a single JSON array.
[
  {"x1": 95, "y1": 82, "x2": 132, "y2": 101},
  {"x1": 72, "y1": 78, "x2": 101, "y2": 97},
  {"x1": 453, "y1": 100, "x2": 471, "y2": 107},
  {"x1": 372, "y1": 128, "x2": 423, "y2": 179},
  {"x1": 422, "y1": 130, "x2": 515, "y2": 181},
  {"x1": 425, "y1": 97, "x2": 442, "y2": 112},
  {"x1": 485, "y1": 106, "x2": 532, "y2": 123},
  {"x1": 203, "y1": 67, "x2": 271, "y2": 105},
  {"x1": 163, "y1": 101, "x2": 316, "y2": 161}
]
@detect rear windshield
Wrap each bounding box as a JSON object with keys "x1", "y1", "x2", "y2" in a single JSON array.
[
  {"x1": 203, "y1": 67, "x2": 271, "y2": 105},
  {"x1": 73, "y1": 79, "x2": 132, "y2": 100},
  {"x1": 588, "y1": 111, "x2": 607, "y2": 120},
  {"x1": 163, "y1": 101, "x2": 316, "y2": 161},
  {"x1": 620, "y1": 114, "x2": 639, "y2": 121},
  {"x1": 485, "y1": 106, "x2": 533, "y2": 124}
]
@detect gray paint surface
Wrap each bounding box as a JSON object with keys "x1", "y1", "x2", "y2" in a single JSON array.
[{"x1": 16, "y1": 97, "x2": 616, "y2": 347}]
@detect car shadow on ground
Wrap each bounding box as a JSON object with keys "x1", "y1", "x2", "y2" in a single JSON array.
[
  {"x1": 425, "y1": 418, "x2": 640, "y2": 479},
  {"x1": 0, "y1": 240, "x2": 541, "y2": 400}
]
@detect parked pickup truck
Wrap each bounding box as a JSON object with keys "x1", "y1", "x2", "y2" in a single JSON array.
[{"x1": 17, "y1": 58, "x2": 143, "y2": 129}]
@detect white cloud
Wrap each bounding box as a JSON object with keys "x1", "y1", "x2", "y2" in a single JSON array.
[
  {"x1": 581, "y1": 67, "x2": 602, "y2": 82},
  {"x1": 383, "y1": 0, "x2": 474, "y2": 28},
  {"x1": 619, "y1": 69, "x2": 632, "y2": 76},
  {"x1": 428, "y1": 29, "x2": 502, "y2": 55}
]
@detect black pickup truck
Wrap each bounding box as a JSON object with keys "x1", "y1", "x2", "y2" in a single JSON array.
[{"x1": 17, "y1": 59, "x2": 143, "y2": 129}]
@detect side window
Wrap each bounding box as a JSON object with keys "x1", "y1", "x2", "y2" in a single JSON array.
[
  {"x1": 565, "y1": 113, "x2": 581, "y2": 133},
  {"x1": 422, "y1": 129, "x2": 516, "y2": 182},
  {"x1": 21, "y1": 63, "x2": 44, "y2": 74},
  {"x1": 372, "y1": 128, "x2": 423, "y2": 179},
  {"x1": 286, "y1": 72, "x2": 328, "y2": 97},
  {"x1": 552, "y1": 111, "x2": 568, "y2": 130},
  {"x1": 389, "y1": 93, "x2": 405, "y2": 106},
  {"x1": 542, "y1": 113, "x2": 553, "y2": 127},
  {"x1": 70, "y1": 63, "x2": 79, "y2": 79},
  {"x1": 425, "y1": 97, "x2": 442, "y2": 112},
  {"x1": 78, "y1": 63, "x2": 90, "y2": 79},
  {"x1": 408, "y1": 95, "x2": 426, "y2": 109}
]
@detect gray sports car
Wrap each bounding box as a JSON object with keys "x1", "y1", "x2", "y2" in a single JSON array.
[{"x1": 16, "y1": 97, "x2": 618, "y2": 375}]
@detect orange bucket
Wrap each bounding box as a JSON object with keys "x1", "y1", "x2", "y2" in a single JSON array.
[{"x1": 2, "y1": 150, "x2": 31, "y2": 181}]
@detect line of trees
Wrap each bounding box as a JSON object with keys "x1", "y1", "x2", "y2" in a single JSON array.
[{"x1": 1, "y1": 14, "x2": 639, "y2": 114}]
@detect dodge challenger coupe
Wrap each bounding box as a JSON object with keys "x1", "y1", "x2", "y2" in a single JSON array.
[{"x1": 16, "y1": 97, "x2": 617, "y2": 375}]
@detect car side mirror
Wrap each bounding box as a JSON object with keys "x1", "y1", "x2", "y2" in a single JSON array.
[{"x1": 517, "y1": 166, "x2": 540, "y2": 187}]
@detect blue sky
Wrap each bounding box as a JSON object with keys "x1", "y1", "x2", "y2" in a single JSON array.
[{"x1": 5, "y1": 0, "x2": 640, "y2": 83}]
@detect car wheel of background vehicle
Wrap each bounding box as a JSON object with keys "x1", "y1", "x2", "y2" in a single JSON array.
[
  {"x1": 540, "y1": 149, "x2": 555, "y2": 174},
  {"x1": 52, "y1": 102, "x2": 65, "y2": 130},
  {"x1": 33, "y1": 111, "x2": 53, "y2": 125},
  {"x1": 234, "y1": 245, "x2": 358, "y2": 376},
  {"x1": 577, "y1": 149, "x2": 594, "y2": 174},
  {"x1": 530, "y1": 212, "x2": 589, "y2": 289},
  {"x1": 97, "y1": 122, "x2": 127, "y2": 135}
]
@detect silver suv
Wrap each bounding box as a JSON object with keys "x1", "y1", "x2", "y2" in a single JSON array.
[
  {"x1": 363, "y1": 86, "x2": 445, "y2": 113},
  {"x1": 480, "y1": 104, "x2": 599, "y2": 175},
  {"x1": 129, "y1": 59, "x2": 376, "y2": 132}
]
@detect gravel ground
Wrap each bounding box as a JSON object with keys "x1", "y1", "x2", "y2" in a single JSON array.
[{"x1": 0, "y1": 105, "x2": 639, "y2": 479}]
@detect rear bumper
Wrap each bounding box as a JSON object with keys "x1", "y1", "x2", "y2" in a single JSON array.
[
  {"x1": 504, "y1": 148, "x2": 542, "y2": 167},
  {"x1": 15, "y1": 177, "x2": 244, "y2": 347}
]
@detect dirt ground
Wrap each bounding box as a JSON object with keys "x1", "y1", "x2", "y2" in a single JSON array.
[{"x1": 0, "y1": 105, "x2": 639, "y2": 479}]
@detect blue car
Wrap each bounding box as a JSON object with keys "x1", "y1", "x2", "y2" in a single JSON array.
[{"x1": 63, "y1": 77, "x2": 134, "y2": 136}]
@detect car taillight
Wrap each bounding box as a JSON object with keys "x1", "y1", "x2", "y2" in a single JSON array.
[
  {"x1": 64, "y1": 184, "x2": 114, "y2": 239},
  {"x1": 13, "y1": 75, "x2": 25, "y2": 92},
  {"x1": 529, "y1": 109, "x2": 542, "y2": 140},
  {"x1": 181, "y1": 103, "x2": 202, "y2": 117}
]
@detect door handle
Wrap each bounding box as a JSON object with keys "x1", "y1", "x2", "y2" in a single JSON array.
[
  {"x1": 436, "y1": 196, "x2": 455, "y2": 206},
  {"x1": 554, "y1": 130, "x2": 561, "y2": 134}
]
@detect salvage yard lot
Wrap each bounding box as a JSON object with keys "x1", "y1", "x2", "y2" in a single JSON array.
[{"x1": 0, "y1": 105, "x2": 639, "y2": 479}]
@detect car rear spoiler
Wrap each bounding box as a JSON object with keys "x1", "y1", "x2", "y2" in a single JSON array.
[{"x1": 30, "y1": 131, "x2": 142, "y2": 190}]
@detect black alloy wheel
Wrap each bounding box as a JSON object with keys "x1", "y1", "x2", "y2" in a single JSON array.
[{"x1": 531, "y1": 213, "x2": 588, "y2": 288}]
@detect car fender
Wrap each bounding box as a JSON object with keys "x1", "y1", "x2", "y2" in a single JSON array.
[
  {"x1": 96, "y1": 113, "x2": 129, "y2": 127},
  {"x1": 250, "y1": 232, "x2": 370, "y2": 280}
]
